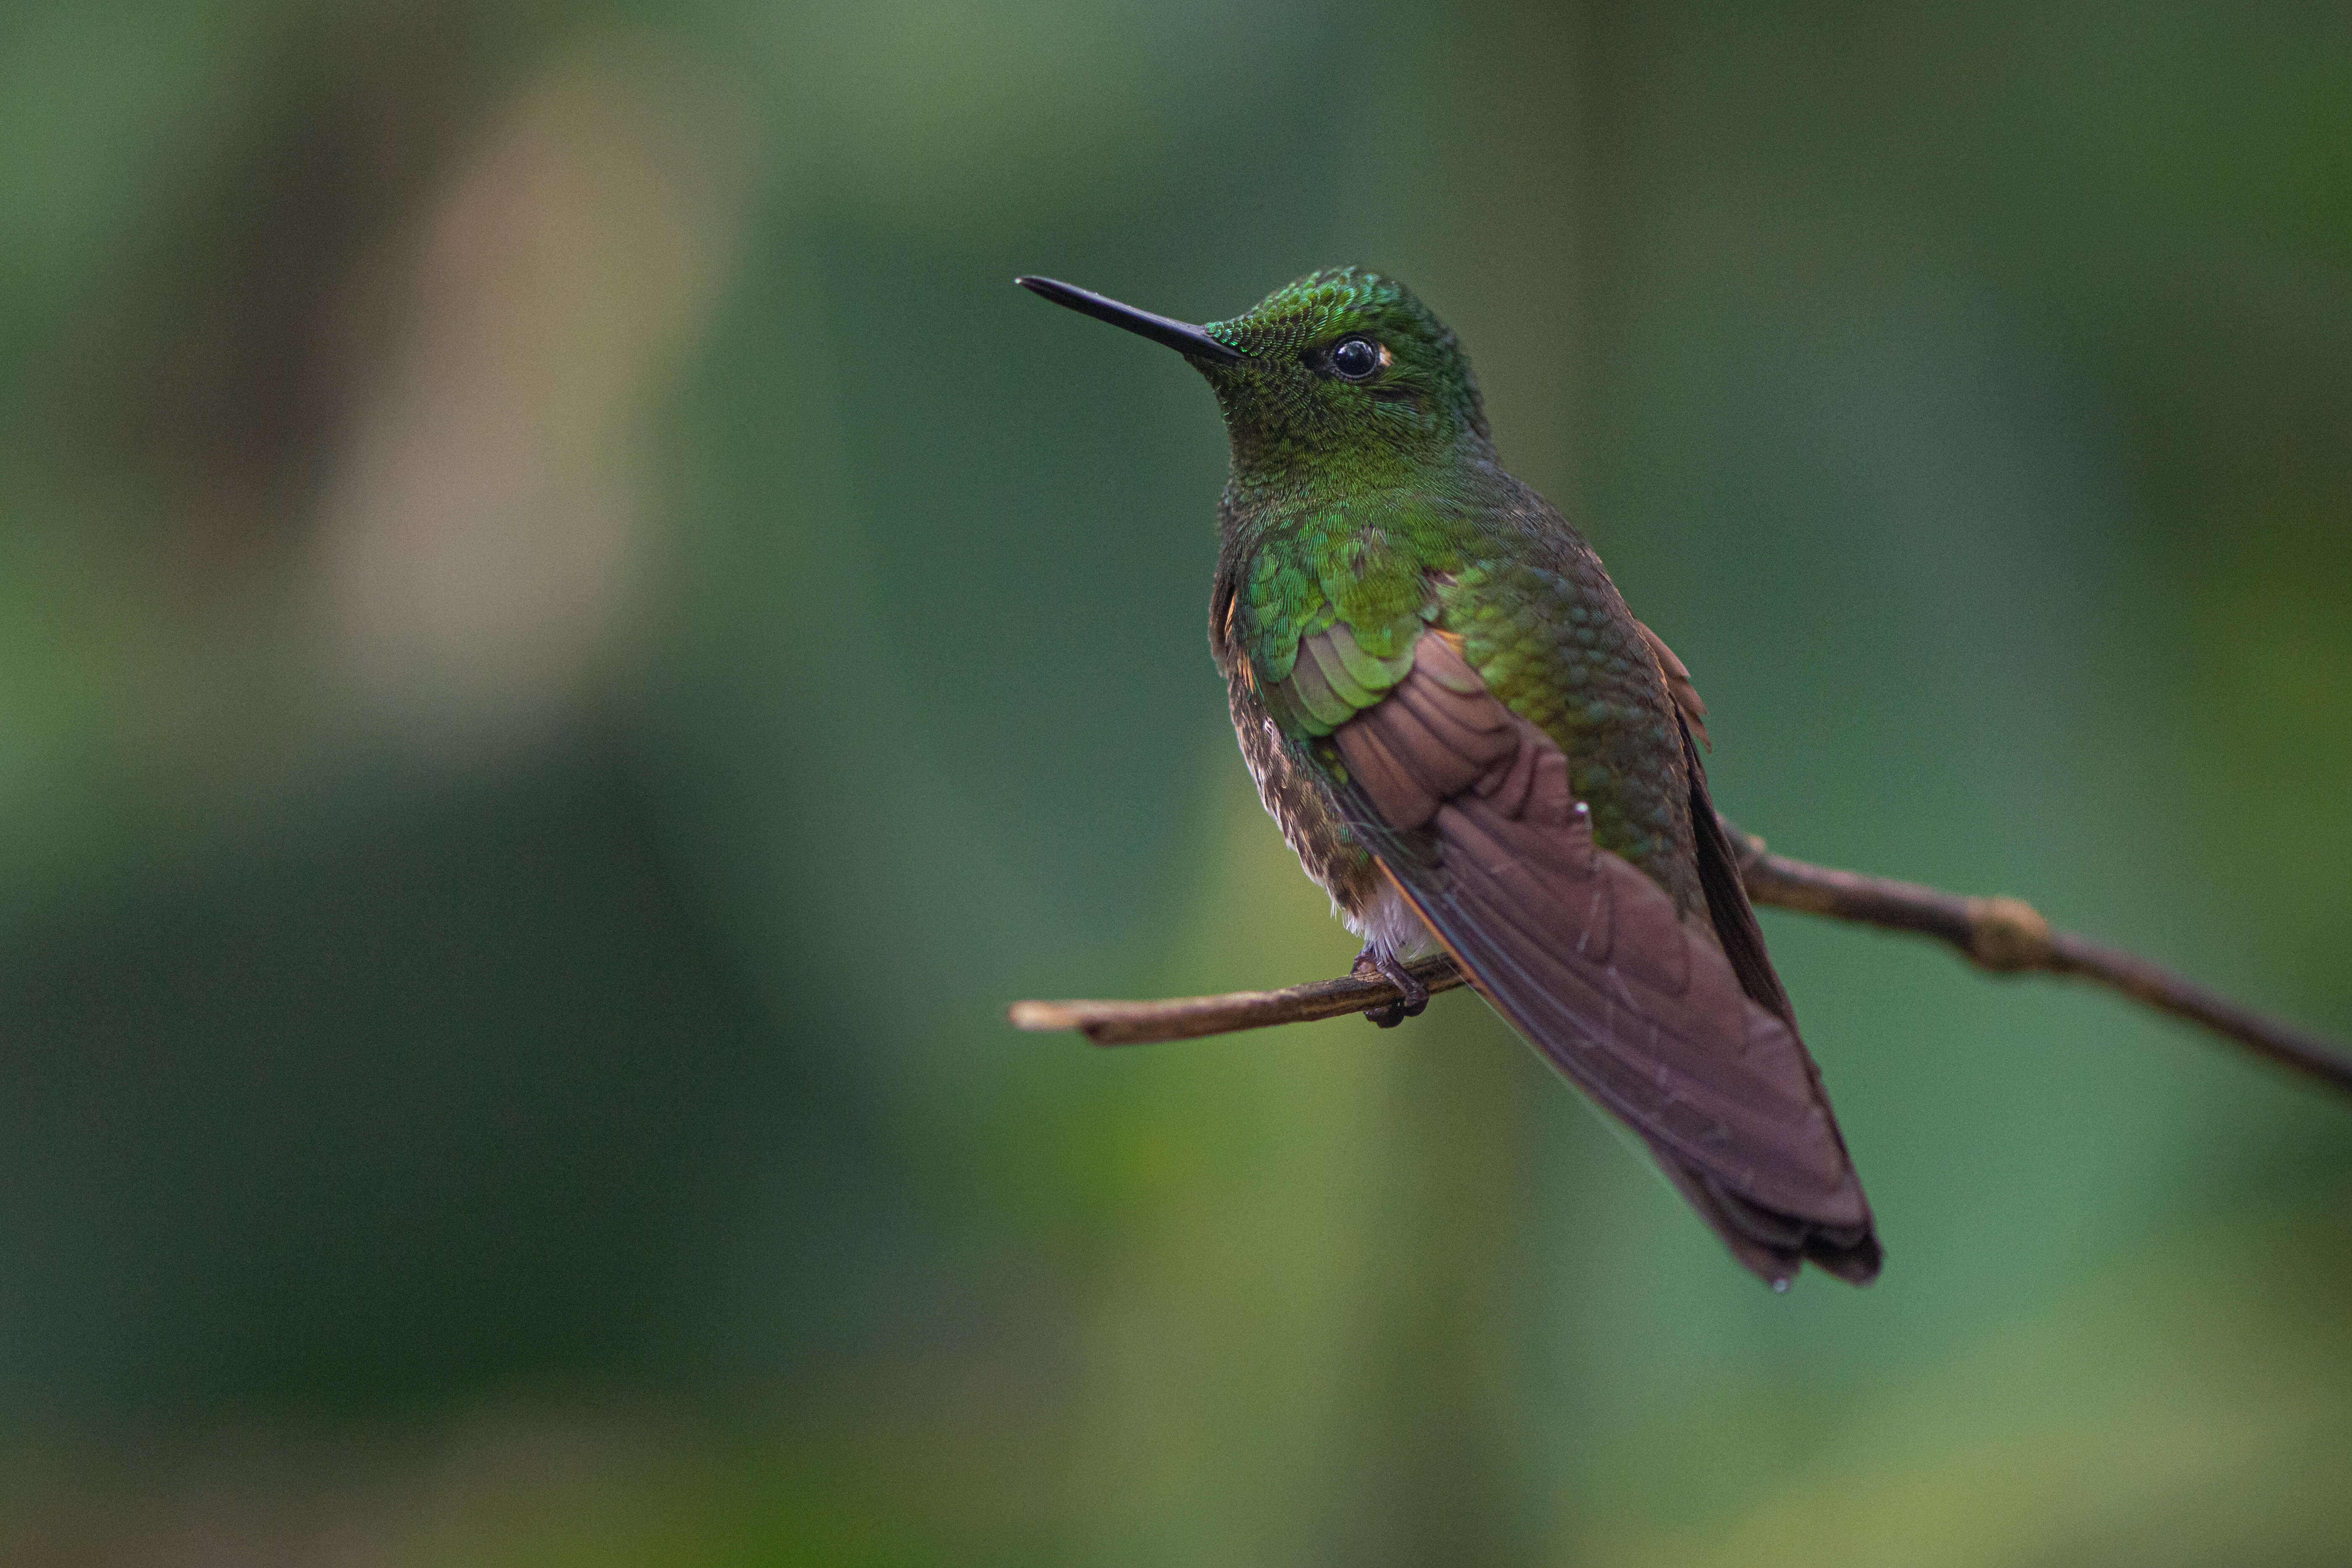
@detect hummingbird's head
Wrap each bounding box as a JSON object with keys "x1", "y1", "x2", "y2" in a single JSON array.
[{"x1": 1018, "y1": 268, "x2": 1491, "y2": 489}]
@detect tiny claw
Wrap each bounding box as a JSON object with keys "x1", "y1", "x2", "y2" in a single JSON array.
[{"x1": 1352, "y1": 944, "x2": 1429, "y2": 1029}]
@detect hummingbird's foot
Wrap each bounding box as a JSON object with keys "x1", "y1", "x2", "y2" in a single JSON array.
[{"x1": 1352, "y1": 944, "x2": 1429, "y2": 1028}]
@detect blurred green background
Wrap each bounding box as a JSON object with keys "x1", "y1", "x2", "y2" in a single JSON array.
[{"x1": 3, "y1": 1, "x2": 2349, "y2": 1562}]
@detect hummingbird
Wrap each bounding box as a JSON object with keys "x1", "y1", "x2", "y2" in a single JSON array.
[{"x1": 1018, "y1": 269, "x2": 1879, "y2": 1287}]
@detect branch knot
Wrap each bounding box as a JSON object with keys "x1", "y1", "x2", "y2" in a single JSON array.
[{"x1": 1964, "y1": 896, "x2": 2054, "y2": 970}]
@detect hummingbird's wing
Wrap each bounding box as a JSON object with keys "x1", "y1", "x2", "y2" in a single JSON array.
[{"x1": 1276, "y1": 627, "x2": 1879, "y2": 1286}]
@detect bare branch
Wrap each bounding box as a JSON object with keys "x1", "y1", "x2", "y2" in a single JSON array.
[
  {"x1": 1008, "y1": 955, "x2": 1471, "y2": 1046},
  {"x1": 1009, "y1": 820, "x2": 2352, "y2": 1097}
]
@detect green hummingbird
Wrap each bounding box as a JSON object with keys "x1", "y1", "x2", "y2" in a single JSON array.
[{"x1": 1019, "y1": 269, "x2": 1879, "y2": 1288}]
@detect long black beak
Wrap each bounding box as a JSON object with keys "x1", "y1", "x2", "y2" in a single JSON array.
[{"x1": 1016, "y1": 275, "x2": 1247, "y2": 365}]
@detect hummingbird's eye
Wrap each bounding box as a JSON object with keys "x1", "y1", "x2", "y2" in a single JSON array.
[{"x1": 1329, "y1": 336, "x2": 1381, "y2": 380}]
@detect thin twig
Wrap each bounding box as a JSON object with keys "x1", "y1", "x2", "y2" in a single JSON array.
[
  {"x1": 1008, "y1": 818, "x2": 2352, "y2": 1097},
  {"x1": 1007, "y1": 954, "x2": 1471, "y2": 1046}
]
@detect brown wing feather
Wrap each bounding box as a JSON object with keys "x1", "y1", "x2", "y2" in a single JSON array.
[{"x1": 1329, "y1": 635, "x2": 1879, "y2": 1286}]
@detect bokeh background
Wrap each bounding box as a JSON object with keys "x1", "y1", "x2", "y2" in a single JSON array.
[{"x1": 3, "y1": 1, "x2": 2349, "y2": 1562}]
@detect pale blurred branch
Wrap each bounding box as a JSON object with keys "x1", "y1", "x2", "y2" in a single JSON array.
[{"x1": 1008, "y1": 817, "x2": 2352, "y2": 1098}]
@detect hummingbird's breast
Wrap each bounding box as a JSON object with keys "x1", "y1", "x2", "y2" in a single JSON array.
[{"x1": 1210, "y1": 572, "x2": 1391, "y2": 928}]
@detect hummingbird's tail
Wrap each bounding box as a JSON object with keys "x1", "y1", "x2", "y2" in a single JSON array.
[
  {"x1": 1678, "y1": 717, "x2": 1882, "y2": 1284},
  {"x1": 1651, "y1": 1147, "x2": 1882, "y2": 1286}
]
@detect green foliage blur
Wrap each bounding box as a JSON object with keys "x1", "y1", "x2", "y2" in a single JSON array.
[{"x1": 3, "y1": 1, "x2": 2348, "y2": 1561}]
